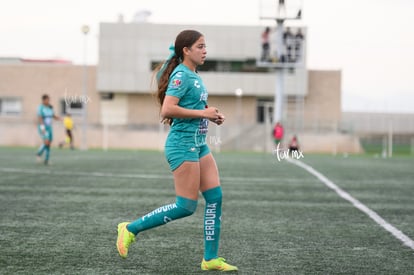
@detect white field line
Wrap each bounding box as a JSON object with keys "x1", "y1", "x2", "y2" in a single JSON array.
[
  {"x1": 0, "y1": 167, "x2": 171, "y2": 180},
  {"x1": 287, "y1": 158, "x2": 414, "y2": 251},
  {"x1": 0, "y1": 167, "x2": 276, "y2": 183}
]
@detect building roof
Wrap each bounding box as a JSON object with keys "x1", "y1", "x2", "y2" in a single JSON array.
[{"x1": 0, "y1": 57, "x2": 72, "y2": 64}]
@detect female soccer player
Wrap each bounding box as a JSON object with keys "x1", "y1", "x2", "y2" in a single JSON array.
[
  {"x1": 36, "y1": 94, "x2": 59, "y2": 165},
  {"x1": 116, "y1": 30, "x2": 238, "y2": 272}
]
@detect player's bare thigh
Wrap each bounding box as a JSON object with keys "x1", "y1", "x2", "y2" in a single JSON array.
[
  {"x1": 199, "y1": 153, "x2": 220, "y2": 193},
  {"x1": 172, "y1": 161, "x2": 201, "y2": 200}
]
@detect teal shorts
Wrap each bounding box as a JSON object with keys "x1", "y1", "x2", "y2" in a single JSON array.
[
  {"x1": 164, "y1": 131, "x2": 210, "y2": 171},
  {"x1": 38, "y1": 126, "x2": 53, "y2": 141}
]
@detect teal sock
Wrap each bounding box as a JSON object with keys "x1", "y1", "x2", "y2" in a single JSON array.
[
  {"x1": 126, "y1": 196, "x2": 197, "y2": 235},
  {"x1": 37, "y1": 144, "x2": 46, "y2": 156},
  {"x1": 45, "y1": 145, "x2": 50, "y2": 162},
  {"x1": 202, "y1": 186, "x2": 222, "y2": 261}
]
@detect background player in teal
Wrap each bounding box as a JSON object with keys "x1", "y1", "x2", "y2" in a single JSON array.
[
  {"x1": 116, "y1": 30, "x2": 238, "y2": 271},
  {"x1": 36, "y1": 94, "x2": 59, "y2": 165}
]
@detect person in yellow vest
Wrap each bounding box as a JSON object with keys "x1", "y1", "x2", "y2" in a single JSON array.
[{"x1": 59, "y1": 113, "x2": 74, "y2": 149}]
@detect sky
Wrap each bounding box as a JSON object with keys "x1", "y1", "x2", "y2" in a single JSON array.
[{"x1": 1, "y1": 0, "x2": 413, "y2": 113}]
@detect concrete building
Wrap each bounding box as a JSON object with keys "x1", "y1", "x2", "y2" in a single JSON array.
[
  {"x1": 0, "y1": 22, "x2": 356, "y2": 153},
  {"x1": 96, "y1": 22, "x2": 349, "y2": 152},
  {"x1": 0, "y1": 60, "x2": 98, "y2": 147},
  {"x1": 98, "y1": 23, "x2": 310, "y2": 127}
]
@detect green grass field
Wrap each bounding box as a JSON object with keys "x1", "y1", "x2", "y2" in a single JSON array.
[{"x1": 0, "y1": 147, "x2": 413, "y2": 274}]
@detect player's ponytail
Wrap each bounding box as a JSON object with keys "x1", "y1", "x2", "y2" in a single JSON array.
[{"x1": 155, "y1": 54, "x2": 180, "y2": 106}]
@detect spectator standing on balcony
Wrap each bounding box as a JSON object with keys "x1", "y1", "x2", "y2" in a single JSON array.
[
  {"x1": 294, "y1": 28, "x2": 304, "y2": 62},
  {"x1": 283, "y1": 27, "x2": 294, "y2": 62},
  {"x1": 261, "y1": 27, "x2": 271, "y2": 62}
]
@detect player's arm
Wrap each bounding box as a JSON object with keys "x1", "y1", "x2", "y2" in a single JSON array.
[
  {"x1": 37, "y1": 106, "x2": 46, "y2": 132},
  {"x1": 161, "y1": 95, "x2": 219, "y2": 121},
  {"x1": 48, "y1": 104, "x2": 60, "y2": 120},
  {"x1": 38, "y1": 115, "x2": 44, "y2": 125}
]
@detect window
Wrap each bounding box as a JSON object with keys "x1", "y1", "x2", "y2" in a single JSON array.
[
  {"x1": 60, "y1": 99, "x2": 84, "y2": 116},
  {"x1": 0, "y1": 98, "x2": 22, "y2": 116},
  {"x1": 100, "y1": 92, "x2": 114, "y2": 100},
  {"x1": 257, "y1": 99, "x2": 274, "y2": 124},
  {"x1": 151, "y1": 59, "x2": 270, "y2": 73}
]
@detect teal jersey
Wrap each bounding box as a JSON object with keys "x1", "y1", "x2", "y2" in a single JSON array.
[
  {"x1": 37, "y1": 104, "x2": 54, "y2": 129},
  {"x1": 165, "y1": 64, "x2": 209, "y2": 138}
]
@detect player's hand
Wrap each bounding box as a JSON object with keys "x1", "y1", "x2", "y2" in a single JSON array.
[
  {"x1": 211, "y1": 113, "x2": 225, "y2": 125},
  {"x1": 160, "y1": 117, "x2": 172, "y2": 125},
  {"x1": 203, "y1": 106, "x2": 220, "y2": 120},
  {"x1": 40, "y1": 124, "x2": 46, "y2": 134}
]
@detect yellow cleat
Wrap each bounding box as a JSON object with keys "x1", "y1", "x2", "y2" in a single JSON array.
[
  {"x1": 116, "y1": 222, "x2": 135, "y2": 258},
  {"x1": 201, "y1": 257, "x2": 238, "y2": 272}
]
